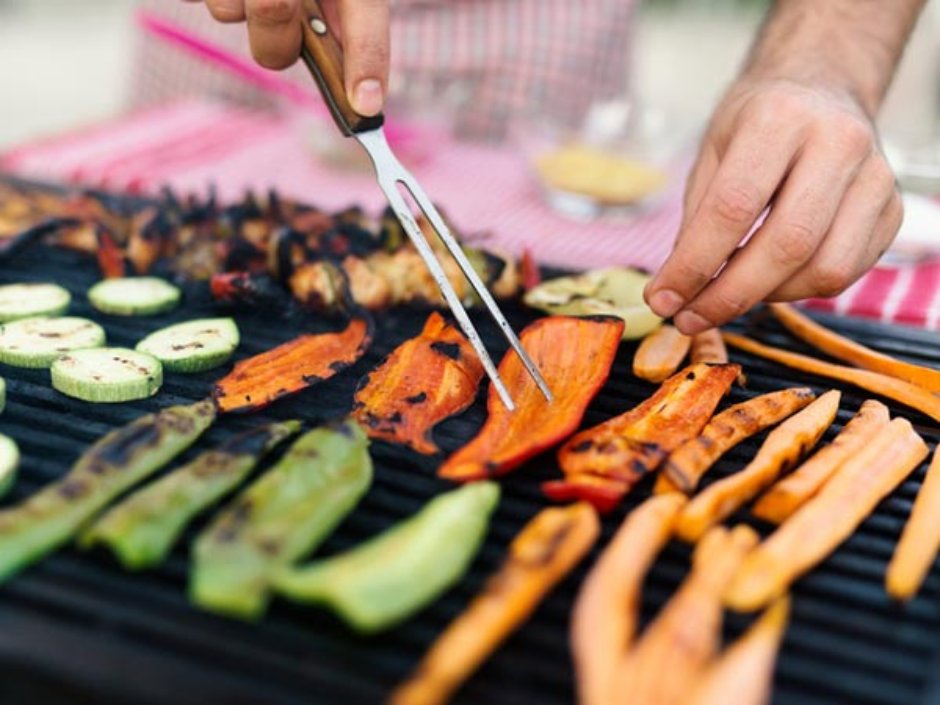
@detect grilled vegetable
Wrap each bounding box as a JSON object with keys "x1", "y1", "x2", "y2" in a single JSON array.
[
  {"x1": 655, "y1": 388, "x2": 816, "y2": 495},
  {"x1": 886, "y1": 446, "x2": 940, "y2": 601},
  {"x1": 685, "y1": 597, "x2": 790, "y2": 705},
  {"x1": 0, "y1": 434, "x2": 19, "y2": 499},
  {"x1": 275, "y1": 482, "x2": 499, "y2": 633},
  {"x1": 522, "y1": 267, "x2": 662, "y2": 340},
  {"x1": 352, "y1": 312, "x2": 484, "y2": 455},
  {"x1": 390, "y1": 502, "x2": 599, "y2": 705},
  {"x1": 571, "y1": 494, "x2": 686, "y2": 705},
  {"x1": 0, "y1": 316, "x2": 106, "y2": 368},
  {"x1": 80, "y1": 420, "x2": 301, "y2": 569},
  {"x1": 725, "y1": 417, "x2": 928, "y2": 611},
  {"x1": 136, "y1": 318, "x2": 240, "y2": 373},
  {"x1": 0, "y1": 376, "x2": 5, "y2": 413},
  {"x1": 633, "y1": 325, "x2": 691, "y2": 382},
  {"x1": 676, "y1": 390, "x2": 841, "y2": 542},
  {"x1": 546, "y1": 363, "x2": 739, "y2": 513},
  {"x1": 0, "y1": 283, "x2": 70, "y2": 322},
  {"x1": 213, "y1": 319, "x2": 372, "y2": 413},
  {"x1": 438, "y1": 316, "x2": 623, "y2": 482},
  {"x1": 724, "y1": 332, "x2": 940, "y2": 423},
  {"x1": 615, "y1": 525, "x2": 759, "y2": 703},
  {"x1": 771, "y1": 302, "x2": 940, "y2": 393},
  {"x1": 690, "y1": 328, "x2": 729, "y2": 364},
  {"x1": 191, "y1": 419, "x2": 372, "y2": 619},
  {"x1": 752, "y1": 399, "x2": 890, "y2": 524},
  {"x1": 88, "y1": 276, "x2": 181, "y2": 316},
  {"x1": 51, "y1": 347, "x2": 162, "y2": 403},
  {"x1": 0, "y1": 400, "x2": 215, "y2": 582}
]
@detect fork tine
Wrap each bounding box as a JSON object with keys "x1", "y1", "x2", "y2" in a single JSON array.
[
  {"x1": 377, "y1": 179, "x2": 517, "y2": 411},
  {"x1": 400, "y1": 177, "x2": 554, "y2": 403}
]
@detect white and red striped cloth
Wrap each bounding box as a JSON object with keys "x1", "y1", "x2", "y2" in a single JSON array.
[{"x1": 4, "y1": 98, "x2": 940, "y2": 330}]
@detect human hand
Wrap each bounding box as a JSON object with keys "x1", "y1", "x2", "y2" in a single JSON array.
[
  {"x1": 644, "y1": 76, "x2": 902, "y2": 336},
  {"x1": 187, "y1": 0, "x2": 389, "y2": 116}
]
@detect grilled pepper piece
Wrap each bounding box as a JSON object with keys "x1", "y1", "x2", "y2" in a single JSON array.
[
  {"x1": 676, "y1": 390, "x2": 841, "y2": 543},
  {"x1": 274, "y1": 482, "x2": 500, "y2": 633},
  {"x1": 391, "y1": 502, "x2": 600, "y2": 705},
  {"x1": 438, "y1": 316, "x2": 623, "y2": 482},
  {"x1": 655, "y1": 387, "x2": 817, "y2": 495},
  {"x1": 190, "y1": 419, "x2": 372, "y2": 619},
  {"x1": 545, "y1": 363, "x2": 740, "y2": 513},
  {"x1": 353, "y1": 312, "x2": 484, "y2": 455},
  {"x1": 213, "y1": 318, "x2": 372, "y2": 413},
  {"x1": 0, "y1": 400, "x2": 215, "y2": 583},
  {"x1": 80, "y1": 420, "x2": 301, "y2": 569}
]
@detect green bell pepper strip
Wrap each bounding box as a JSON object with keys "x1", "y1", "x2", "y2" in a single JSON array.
[
  {"x1": 79, "y1": 420, "x2": 301, "y2": 570},
  {"x1": 274, "y1": 481, "x2": 500, "y2": 634},
  {"x1": 0, "y1": 399, "x2": 216, "y2": 583},
  {"x1": 190, "y1": 418, "x2": 372, "y2": 620}
]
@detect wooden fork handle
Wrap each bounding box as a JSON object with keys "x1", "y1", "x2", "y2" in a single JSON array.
[{"x1": 299, "y1": 0, "x2": 385, "y2": 136}]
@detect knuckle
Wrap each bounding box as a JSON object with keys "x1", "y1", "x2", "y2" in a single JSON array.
[
  {"x1": 348, "y1": 40, "x2": 390, "y2": 72},
  {"x1": 827, "y1": 115, "x2": 874, "y2": 155},
  {"x1": 813, "y1": 260, "x2": 856, "y2": 297},
  {"x1": 769, "y1": 221, "x2": 818, "y2": 267},
  {"x1": 869, "y1": 158, "x2": 898, "y2": 194},
  {"x1": 699, "y1": 289, "x2": 751, "y2": 323},
  {"x1": 250, "y1": 0, "x2": 295, "y2": 24},
  {"x1": 708, "y1": 182, "x2": 762, "y2": 228}
]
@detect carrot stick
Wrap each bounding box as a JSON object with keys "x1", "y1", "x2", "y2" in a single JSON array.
[
  {"x1": 390, "y1": 503, "x2": 599, "y2": 705},
  {"x1": 770, "y1": 303, "x2": 940, "y2": 393},
  {"x1": 690, "y1": 328, "x2": 728, "y2": 364},
  {"x1": 752, "y1": 399, "x2": 890, "y2": 524},
  {"x1": 685, "y1": 597, "x2": 791, "y2": 705},
  {"x1": 886, "y1": 446, "x2": 940, "y2": 601},
  {"x1": 723, "y1": 332, "x2": 940, "y2": 423},
  {"x1": 571, "y1": 494, "x2": 686, "y2": 705},
  {"x1": 614, "y1": 525, "x2": 759, "y2": 705},
  {"x1": 676, "y1": 391, "x2": 841, "y2": 542},
  {"x1": 654, "y1": 387, "x2": 816, "y2": 495},
  {"x1": 633, "y1": 325, "x2": 691, "y2": 382},
  {"x1": 726, "y1": 418, "x2": 928, "y2": 612}
]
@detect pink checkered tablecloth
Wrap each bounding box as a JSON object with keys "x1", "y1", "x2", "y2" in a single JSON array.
[{"x1": 3, "y1": 99, "x2": 940, "y2": 331}]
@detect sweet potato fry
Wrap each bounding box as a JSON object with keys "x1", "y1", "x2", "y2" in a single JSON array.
[
  {"x1": 726, "y1": 418, "x2": 928, "y2": 611},
  {"x1": 752, "y1": 400, "x2": 890, "y2": 524},
  {"x1": 655, "y1": 388, "x2": 816, "y2": 495},
  {"x1": 723, "y1": 332, "x2": 940, "y2": 423},
  {"x1": 771, "y1": 302, "x2": 940, "y2": 393},
  {"x1": 546, "y1": 363, "x2": 740, "y2": 513},
  {"x1": 439, "y1": 316, "x2": 623, "y2": 481},
  {"x1": 633, "y1": 325, "x2": 691, "y2": 382},
  {"x1": 886, "y1": 446, "x2": 940, "y2": 601},
  {"x1": 676, "y1": 390, "x2": 840, "y2": 543},
  {"x1": 685, "y1": 597, "x2": 791, "y2": 705},
  {"x1": 353, "y1": 312, "x2": 484, "y2": 455},
  {"x1": 614, "y1": 525, "x2": 759, "y2": 705},
  {"x1": 690, "y1": 328, "x2": 728, "y2": 364},
  {"x1": 390, "y1": 502, "x2": 600, "y2": 705},
  {"x1": 213, "y1": 319, "x2": 372, "y2": 413},
  {"x1": 571, "y1": 494, "x2": 686, "y2": 705}
]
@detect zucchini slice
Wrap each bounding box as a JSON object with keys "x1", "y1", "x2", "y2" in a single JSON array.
[
  {"x1": 0, "y1": 283, "x2": 70, "y2": 322},
  {"x1": 136, "y1": 318, "x2": 239, "y2": 373},
  {"x1": 88, "y1": 277, "x2": 181, "y2": 316},
  {"x1": 51, "y1": 348, "x2": 163, "y2": 402},
  {"x1": 0, "y1": 434, "x2": 18, "y2": 499},
  {"x1": 0, "y1": 317, "x2": 106, "y2": 368}
]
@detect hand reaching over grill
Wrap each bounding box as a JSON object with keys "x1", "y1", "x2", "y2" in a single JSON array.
[
  {"x1": 186, "y1": 0, "x2": 389, "y2": 116},
  {"x1": 645, "y1": 0, "x2": 925, "y2": 335}
]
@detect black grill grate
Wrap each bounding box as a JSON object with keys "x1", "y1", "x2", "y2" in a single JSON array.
[{"x1": 0, "y1": 243, "x2": 939, "y2": 705}]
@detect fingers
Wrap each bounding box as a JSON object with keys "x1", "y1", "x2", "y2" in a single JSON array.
[
  {"x1": 672, "y1": 138, "x2": 870, "y2": 334},
  {"x1": 204, "y1": 0, "x2": 246, "y2": 22},
  {"x1": 645, "y1": 115, "x2": 804, "y2": 319},
  {"x1": 335, "y1": 0, "x2": 390, "y2": 116},
  {"x1": 245, "y1": 0, "x2": 303, "y2": 69},
  {"x1": 768, "y1": 158, "x2": 901, "y2": 302}
]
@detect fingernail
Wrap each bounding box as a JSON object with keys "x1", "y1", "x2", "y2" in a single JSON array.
[
  {"x1": 353, "y1": 79, "x2": 383, "y2": 116},
  {"x1": 674, "y1": 310, "x2": 711, "y2": 336},
  {"x1": 648, "y1": 289, "x2": 684, "y2": 318}
]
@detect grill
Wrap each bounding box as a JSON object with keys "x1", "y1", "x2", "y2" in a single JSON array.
[{"x1": 0, "y1": 237, "x2": 938, "y2": 705}]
